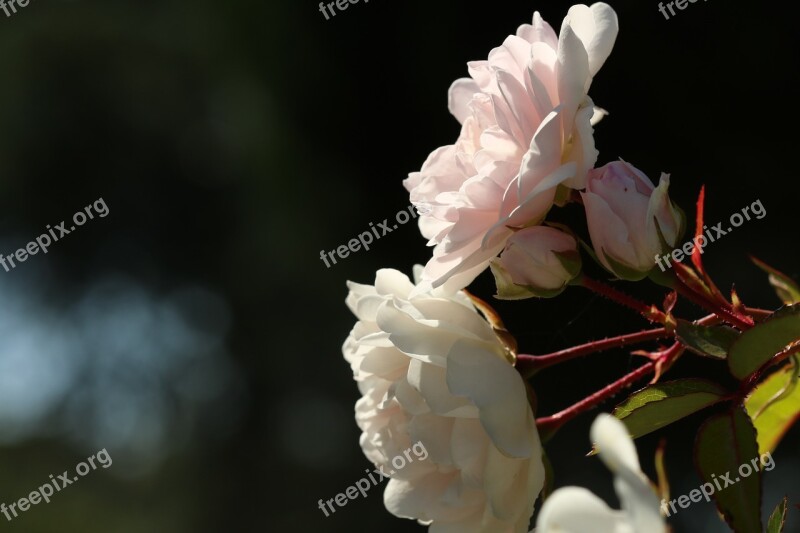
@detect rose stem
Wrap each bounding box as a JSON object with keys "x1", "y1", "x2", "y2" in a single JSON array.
[
  {"x1": 672, "y1": 275, "x2": 754, "y2": 330},
  {"x1": 516, "y1": 328, "x2": 669, "y2": 377},
  {"x1": 576, "y1": 275, "x2": 667, "y2": 324},
  {"x1": 534, "y1": 342, "x2": 684, "y2": 439}
]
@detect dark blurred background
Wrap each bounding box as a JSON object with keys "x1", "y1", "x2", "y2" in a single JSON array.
[{"x1": 0, "y1": 0, "x2": 797, "y2": 531}]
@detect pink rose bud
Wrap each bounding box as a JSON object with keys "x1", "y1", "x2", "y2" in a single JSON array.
[
  {"x1": 490, "y1": 226, "x2": 582, "y2": 299},
  {"x1": 582, "y1": 161, "x2": 683, "y2": 280}
]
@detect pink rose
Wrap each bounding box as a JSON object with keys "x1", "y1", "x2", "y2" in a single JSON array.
[
  {"x1": 405, "y1": 4, "x2": 619, "y2": 293},
  {"x1": 490, "y1": 226, "x2": 581, "y2": 299},
  {"x1": 582, "y1": 161, "x2": 683, "y2": 280}
]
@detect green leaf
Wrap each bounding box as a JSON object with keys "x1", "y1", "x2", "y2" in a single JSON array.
[
  {"x1": 675, "y1": 320, "x2": 739, "y2": 360},
  {"x1": 766, "y1": 496, "x2": 788, "y2": 533},
  {"x1": 728, "y1": 305, "x2": 800, "y2": 380},
  {"x1": 553, "y1": 249, "x2": 583, "y2": 280},
  {"x1": 613, "y1": 379, "x2": 727, "y2": 439},
  {"x1": 745, "y1": 358, "x2": 800, "y2": 455},
  {"x1": 752, "y1": 257, "x2": 800, "y2": 305},
  {"x1": 751, "y1": 356, "x2": 799, "y2": 419},
  {"x1": 694, "y1": 407, "x2": 762, "y2": 533}
]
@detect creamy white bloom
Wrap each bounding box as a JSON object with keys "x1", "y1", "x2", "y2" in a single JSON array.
[
  {"x1": 344, "y1": 267, "x2": 544, "y2": 532},
  {"x1": 405, "y1": 4, "x2": 618, "y2": 293},
  {"x1": 534, "y1": 414, "x2": 666, "y2": 533}
]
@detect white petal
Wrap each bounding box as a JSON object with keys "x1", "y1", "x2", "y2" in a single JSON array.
[
  {"x1": 535, "y1": 486, "x2": 633, "y2": 533},
  {"x1": 449, "y1": 78, "x2": 480, "y2": 124},
  {"x1": 446, "y1": 339, "x2": 536, "y2": 459},
  {"x1": 407, "y1": 413, "x2": 456, "y2": 466},
  {"x1": 562, "y1": 102, "x2": 599, "y2": 189},
  {"x1": 374, "y1": 268, "x2": 415, "y2": 298},
  {"x1": 614, "y1": 477, "x2": 667, "y2": 533},
  {"x1": 407, "y1": 358, "x2": 478, "y2": 417},
  {"x1": 483, "y1": 442, "x2": 542, "y2": 524},
  {"x1": 517, "y1": 11, "x2": 559, "y2": 49},
  {"x1": 591, "y1": 105, "x2": 608, "y2": 125},
  {"x1": 384, "y1": 475, "x2": 460, "y2": 522},
  {"x1": 591, "y1": 415, "x2": 667, "y2": 533},
  {"x1": 563, "y1": 3, "x2": 619, "y2": 77},
  {"x1": 590, "y1": 414, "x2": 641, "y2": 474},
  {"x1": 556, "y1": 23, "x2": 591, "y2": 130}
]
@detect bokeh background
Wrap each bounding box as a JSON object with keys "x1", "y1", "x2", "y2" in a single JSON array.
[{"x1": 0, "y1": 0, "x2": 798, "y2": 531}]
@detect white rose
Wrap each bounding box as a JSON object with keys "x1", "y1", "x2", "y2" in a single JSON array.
[
  {"x1": 534, "y1": 414, "x2": 666, "y2": 533},
  {"x1": 344, "y1": 267, "x2": 544, "y2": 532}
]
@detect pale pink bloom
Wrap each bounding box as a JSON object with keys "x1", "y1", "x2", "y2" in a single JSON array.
[
  {"x1": 344, "y1": 268, "x2": 544, "y2": 532},
  {"x1": 490, "y1": 226, "x2": 581, "y2": 299},
  {"x1": 405, "y1": 4, "x2": 618, "y2": 293},
  {"x1": 582, "y1": 160, "x2": 682, "y2": 280}
]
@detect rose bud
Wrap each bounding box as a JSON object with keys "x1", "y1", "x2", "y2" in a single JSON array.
[
  {"x1": 582, "y1": 160, "x2": 683, "y2": 280},
  {"x1": 490, "y1": 226, "x2": 582, "y2": 299}
]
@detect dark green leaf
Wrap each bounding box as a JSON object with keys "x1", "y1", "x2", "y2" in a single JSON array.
[
  {"x1": 766, "y1": 496, "x2": 788, "y2": 533},
  {"x1": 694, "y1": 407, "x2": 761, "y2": 533},
  {"x1": 728, "y1": 305, "x2": 800, "y2": 380},
  {"x1": 676, "y1": 320, "x2": 739, "y2": 359},
  {"x1": 613, "y1": 379, "x2": 727, "y2": 439}
]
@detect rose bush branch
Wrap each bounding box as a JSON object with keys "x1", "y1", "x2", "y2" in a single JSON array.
[
  {"x1": 535, "y1": 342, "x2": 684, "y2": 440},
  {"x1": 535, "y1": 360, "x2": 657, "y2": 440},
  {"x1": 651, "y1": 263, "x2": 756, "y2": 330},
  {"x1": 516, "y1": 327, "x2": 669, "y2": 376},
  {"x1": 575, "y1": 275, "x2": 669, "y2": 324}
]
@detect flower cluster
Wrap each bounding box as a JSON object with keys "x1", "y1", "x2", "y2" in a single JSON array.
[
  {"x1": 340, "y1": 2, "x2": 793, "y2": 532},
  {"x1": 404, "y1": 3, "x2": 681, "y2": 296}
]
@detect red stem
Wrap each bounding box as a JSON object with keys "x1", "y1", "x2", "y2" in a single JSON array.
[
  {"x1": 745, "y1": 307, "x2": 773, "y2": 320},
  {"x1": 673, "y1": 276, "x2": 754, "y2": 330},
  {"x1": 516, "y1": 328, "x2": 668, "y2": 376},
  {"x1": 534, "y1": 341, "x2": 685, "y2": 439},
  {"x1": 536, "y1": 361, "x2": 655, "y2": 436},
  {"x1": 578, "y1": 276, "x2": 666, "y2": 324}
]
